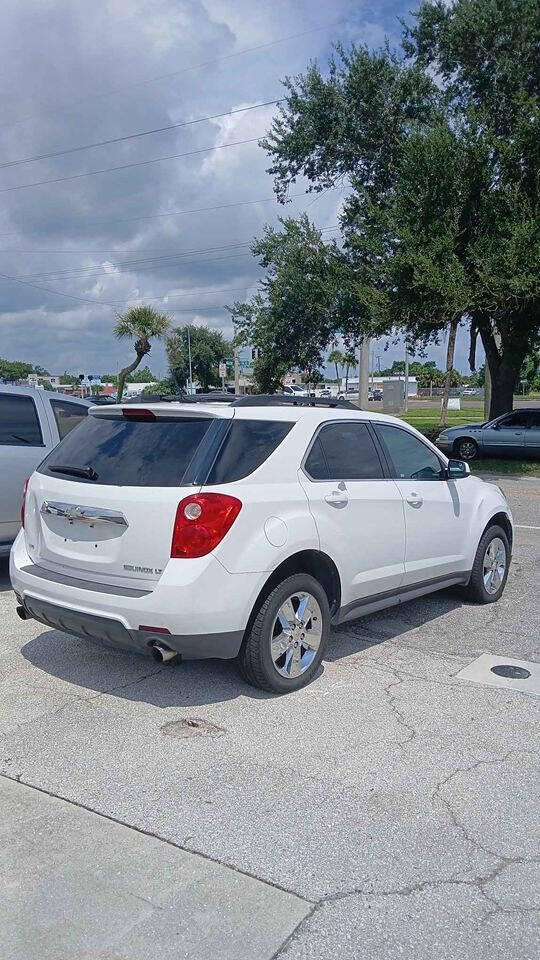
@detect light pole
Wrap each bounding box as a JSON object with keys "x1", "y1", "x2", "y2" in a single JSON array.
[
  {"x1": 186, "y1": 326, "x2": 193, "y2": 394},
  {"x1": 404, "y1": 344, "x2": 409, "y2": 412}
]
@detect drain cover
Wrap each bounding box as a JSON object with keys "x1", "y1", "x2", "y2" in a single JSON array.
[
  {"x1": 161, "y1": 717, "x2": 225, "y2": 739},
  {"x1": 456, "y1": 654, "x2": 539, "y2": 696},
  {"x1": 491, "y1": 664, "x2": 531, "y2": 680}
]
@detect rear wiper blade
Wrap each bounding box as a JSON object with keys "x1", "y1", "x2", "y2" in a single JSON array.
[{"x1": 49, "y1": 464, "x2": 98, "y2": 481}]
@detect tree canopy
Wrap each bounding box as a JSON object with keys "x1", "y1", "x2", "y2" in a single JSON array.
[
  {"x1": 167, "y1": 324, "x2": 231, "y2": 391},
  {"x1": 114, "y1": 305, "x2": 170, "y2": 400},
  {"x1": 254, "y1": 0, "x2": 539, "y2": 416}
]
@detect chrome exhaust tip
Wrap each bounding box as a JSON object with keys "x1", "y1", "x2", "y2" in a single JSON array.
[{"x1": 150, "y1": 642, "x2": 178, "y2": 664}]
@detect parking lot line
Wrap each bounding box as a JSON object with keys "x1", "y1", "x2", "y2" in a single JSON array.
[{"x1": 515, "y1": 524, "x2": 540, "y2": 530}]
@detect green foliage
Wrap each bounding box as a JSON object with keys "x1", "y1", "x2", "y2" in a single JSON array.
[
  {"x1": 167, "y1": 324, "x2": 231, "y2": 391},
  {"x1": 261, "y1": 0, "x2": 540, "y2": 417},
  {"x1": 230, "y1": 216, "x2": 369, "y2": 382},
  {"x1": 129, "y1": 365, "x2": 157, "y2": 383},
  {"x1": 0, "y1": 358, "x2": 34, "y2": 382},
  {"x1": 113, "y1": 305, "x2": 170, "y2": 401},
  {"x1": 59, "y1": 372, "x2": 79, "y2": 385},
  {"x1": 142, "y1": 377, "x2": 174, "y2": 395}
]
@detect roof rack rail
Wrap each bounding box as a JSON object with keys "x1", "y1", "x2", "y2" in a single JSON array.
[
  {"x1": 230, "y1": 394, "x2": 358, "y2": 411},
  {"x1": 122, "y1": 391, "x2": 236, "y2": 404}
]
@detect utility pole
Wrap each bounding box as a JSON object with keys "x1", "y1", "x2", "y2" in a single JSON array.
[
  {"x1": 357, "y1": 336, "x2": 370, "y2": 409},
  {"x1": 234, "y1": 348, "x2": 240, "y2": 395},
  {"x1": 187, "y1": 326, "x2": 193, "y2": 394},
  {"x1": 404, "y1": 344, "x2": 409, "y2": 412}
]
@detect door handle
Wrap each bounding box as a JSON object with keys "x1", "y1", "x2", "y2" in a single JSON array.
[
  {"x1": 406, "y1": 493, "x2": 423, "y2": 508},
  {"x1": 324, "y1": 491, "x2": 349, "y2": 508}
]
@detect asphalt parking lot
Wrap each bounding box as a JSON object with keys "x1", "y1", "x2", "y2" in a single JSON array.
[{"x1": 1, "y1": 476, "x2": 539, "y2": 960}]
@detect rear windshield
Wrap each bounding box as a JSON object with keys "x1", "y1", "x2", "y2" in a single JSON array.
[{"x1": 38, "y1": 415, "x2": 211, "y2": 486}]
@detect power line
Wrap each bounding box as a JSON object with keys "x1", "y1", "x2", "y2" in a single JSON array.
[
  {"x1": 0, "y1": 189, "x2": 317, "y2": 239},
  {"x1": 2, "y1": 20, "x2": 342, "y2": 131},
  {"x1": 0, "y1": 100, "x2": 281, "y2": 170},
  {"x1": 10, "y1": 227, "x2": 340, "y2": 283},
  {"x1": 0, "y1": 136, "x2": 261, "y2": 194},
  {"x1": 0, "y1": 228, "x2": 340, "y2": 308}
]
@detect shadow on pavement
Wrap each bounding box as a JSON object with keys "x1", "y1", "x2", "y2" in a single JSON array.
[
  {"x1": 325, "y1": 589, "x2": 464, "y2": 662},
  {"x1": 0, "y1": 558, "x2": 12, "y2": 593},
  {"x1": 20, "y1": 589, "x2": 463, "y2": 707}
]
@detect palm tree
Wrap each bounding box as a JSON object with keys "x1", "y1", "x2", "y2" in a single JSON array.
[
  {"x1": 343, "y1": 349, "x2": 357, "y2": 392},
  {"x1": 114, "y1": 306, "x2": 170, "y2": 401},
  {"x1": 328, "y1": 348, "x2": 344, "y2": 386}
]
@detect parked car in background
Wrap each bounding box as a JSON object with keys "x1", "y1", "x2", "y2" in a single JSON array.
[
  {"x1": 0, "y1": 386, "x2": 90, "y2": 556},
  {"x1": 337, "y1": 386, "x2": 359, "y2": 401},
  {"x1": 436, "y1": 408, "x2": 540, "y2": 461},
  {"x1": 11, "y1": 395, "x2": 512, "y2": 693},
  {"x1": 281, "y1": 384, "x2": 313, "y2": 398},
  {"x1": 372, "y1": 389, "x2": 383, "y2": 401}
]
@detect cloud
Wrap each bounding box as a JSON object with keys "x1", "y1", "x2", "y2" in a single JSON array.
[{"x1": 0, "y1": 0, "x2": 468, "y2": 378}]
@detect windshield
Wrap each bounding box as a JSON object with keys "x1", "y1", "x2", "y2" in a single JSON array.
[{"x1": 38, "y1": 415, "x2": 211, "y2": 486}]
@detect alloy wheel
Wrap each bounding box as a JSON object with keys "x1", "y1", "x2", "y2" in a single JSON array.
[
  {"x1": 457, "y1": 439, "x2": 477, "y2": 461},
  {"x1": 483, "y1": 537, "x2": 506, "y2": 595},
  {"x1": 270, "y1": 592, "x2": 323, "y2": 679}
]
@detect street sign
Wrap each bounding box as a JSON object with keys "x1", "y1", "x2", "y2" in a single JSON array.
[{"x1": 219, "y1": 362, "x2": 227, "y2": 378}]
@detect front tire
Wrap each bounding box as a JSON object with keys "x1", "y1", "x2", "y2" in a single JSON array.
[
  {"x1": 465, "y1": 524, "x2": 510, "y2": 603},
  {"x1": 455, "y1": 437, "x2": 479, "y2": 461},
  {"x1": 237, "y1": 574, "x2": 330, "y2": 693}
]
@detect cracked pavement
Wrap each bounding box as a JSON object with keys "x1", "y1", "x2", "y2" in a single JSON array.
[{"x1": 1, "y1": 476, "x2": 539, "y2": 958}]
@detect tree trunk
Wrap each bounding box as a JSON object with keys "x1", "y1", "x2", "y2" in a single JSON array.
[
  {"x1": 345, "y1": 365, "x2": 349, "y2": 391},
  {"x1": 438, "y1": 319, "x2": 458, "y2": 430},
  {"x1": 117, "y1": 352, "x2": 144, "y2": 401},
  {"x1": 487, "y1": 365, "x2": 518, "y2": 419},
  {"x1": 477, "y1": 315, "x2": 529, "y2": 419}
]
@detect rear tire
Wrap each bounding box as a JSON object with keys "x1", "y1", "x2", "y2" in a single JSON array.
[
  {"x1": 455, "y1": 437, "x2": 479, "y2": 461},
  {"x1": 237, "y1": 573, "x2": 330, "y2": 693},
  {"x1": 465, "y1": 524, "x2": 510, "y2": 604}
]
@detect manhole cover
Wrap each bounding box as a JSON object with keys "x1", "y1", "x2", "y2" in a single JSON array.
[
  {"x1": 491, "y1": 664, "x2": 531, "y2": 680},
  {"x1": 161, "y1": 717, "x2": 225, "y2": 739}
]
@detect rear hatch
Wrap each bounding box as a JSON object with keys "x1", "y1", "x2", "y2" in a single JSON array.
[{"x1": 24, "y1": 404, "x2": 234, "y2": 587}]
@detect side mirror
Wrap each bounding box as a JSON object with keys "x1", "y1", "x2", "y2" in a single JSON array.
[{"x1": 447, "y1": 459, "x2": 471, "y2": 479}]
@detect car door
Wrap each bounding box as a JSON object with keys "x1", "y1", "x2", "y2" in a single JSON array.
[
  {"x1": 481, "y1": 411, "x2": 531, "y2": 456},
  {"x1": 0, "y1": 391, "x2": 52, "y2": 545},
  {"x1": 298, "y1": 420, "x2": 406, "y2": 609},
  {"x1": 373, "y1": 423, "x2": 473, "y2": 585},
  {"x1": 525, "y1": 411, "x2": 540, "y2": 458}
]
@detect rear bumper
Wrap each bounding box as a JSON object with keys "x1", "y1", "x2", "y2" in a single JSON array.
[
  {"x1": 10, "y1": 533, "x2": 261, "y2": 660},
  {"x1": 19, "y1": 594, "x2": 243, "y2": 659}
]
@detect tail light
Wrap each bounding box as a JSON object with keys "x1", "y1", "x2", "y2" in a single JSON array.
[
  {"x1": 21, "y1": 478, "x2": 29, "y2": 529},
  {"x1": 171, "y1": 493, "x2": 242, "y2": 559}
]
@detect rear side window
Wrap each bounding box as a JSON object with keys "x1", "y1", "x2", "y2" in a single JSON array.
[
  {"x1": 0, "y1": 394, "x2": 43, "y2": 446},
  {"x1": 304, "y1": 422, "x2": 384, "y2": 480},
  {"x1": 375, "y1": 424, "x2": 442, "y2": 481},
  {"x1": 206, "y1": 420, "x2": 293, "y2": 484},
  {"x1": 50, "y1": 400, "x2": 88, "y2": 439},
  {"x1": 38, "y1": 415, "x2": 211, "y2": 486}
]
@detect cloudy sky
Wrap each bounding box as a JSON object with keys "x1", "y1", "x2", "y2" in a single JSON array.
[{"x1": 0, "y1": 0, "x2": 476, "y2": 378}]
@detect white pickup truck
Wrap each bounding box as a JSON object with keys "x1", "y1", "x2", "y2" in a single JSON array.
[{"x1": 0, "y1": 386, "x2": 90, "y2": 557}]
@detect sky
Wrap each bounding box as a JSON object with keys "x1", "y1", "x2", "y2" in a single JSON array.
[{"x1": 0, "y1": 0, "x2": 478, "y2": 378}]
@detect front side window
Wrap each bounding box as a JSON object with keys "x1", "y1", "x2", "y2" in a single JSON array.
[
  {"x1": 0, "y1": 394, "x2": 43, "y2": 446},
  {"x1": 528, "y1": 412, "x2": 540, "y2": 430},
  {"x1": 50, "y1": 400, "x2": 88, "y2": 439},
  {"x1": 304, "y1": 422, "x2": 384, "y2": 480},
  {"x1": 496, "y1": 411, "x2": 530, "y2": 429},
  {"x1": 375, "y1": 424, "x2": 442, "y2": 481}
]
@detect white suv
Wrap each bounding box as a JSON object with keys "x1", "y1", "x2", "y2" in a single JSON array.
[{"x1": 10, "y1": 396, "x2": 513, "y2": 693}]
